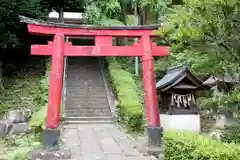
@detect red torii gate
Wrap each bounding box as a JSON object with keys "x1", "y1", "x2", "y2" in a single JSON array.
[{"x1": 20, "y1": 16, "x2": 169, "y2": 153}]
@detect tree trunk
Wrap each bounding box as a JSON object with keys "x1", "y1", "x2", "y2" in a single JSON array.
[{"x1": 59, "y1": 8, "x2": 64, "y2": 23}]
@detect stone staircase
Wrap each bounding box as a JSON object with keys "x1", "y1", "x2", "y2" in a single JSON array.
[{"x1": 65, "y1": 57, "x2": 113, "y2": 124}]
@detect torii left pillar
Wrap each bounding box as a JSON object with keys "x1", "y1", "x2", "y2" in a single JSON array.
[{"x1": 43, "y1": 33, "x2": 65, "y2": 149}]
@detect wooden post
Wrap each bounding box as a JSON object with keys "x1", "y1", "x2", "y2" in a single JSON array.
[
  {"x1": 44, "y1": 33, "x2": 65, "y2": 149},
  {"x1": 140, "y1": 35, "x2": 163, "y2": 155}
]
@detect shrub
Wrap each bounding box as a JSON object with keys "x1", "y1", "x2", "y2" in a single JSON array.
[
  {"x1": 29, "y1": 59, "x2": 50, "y2": 135},
  {"x1": 221, "y1": 120, "x2": 240, "y2": 144},
  {"x1": 164, "y1": 132, "x2": 240, "y2": 160},
  {"x1": 30, "y1": 104, "x2": 47, "y2": 135},
  {"x1": 107, "y1": 57, "x2": 144, "y2": 132},
  {"x1": 7, "y1": 134, "x2": 41, "y2": 160}
]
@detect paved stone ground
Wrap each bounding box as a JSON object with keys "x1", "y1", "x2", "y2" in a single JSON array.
[{"x1": 62, "y1": 124, "x2": 151, "y2": 160}]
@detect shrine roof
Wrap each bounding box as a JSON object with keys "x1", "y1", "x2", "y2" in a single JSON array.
[
  {"x1": 19, "y1": 15, "x2": 161, "y2": 30},
  {"x1": 203, "y1": 75, "x2": 238, "y2": 87},
  {"x1": 156, "y1": 64, "x2": 206, "y2": 92}
]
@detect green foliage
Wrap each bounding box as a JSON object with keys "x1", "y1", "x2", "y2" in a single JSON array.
[
  {"x1": 199, "y1": 88, "x2": 240, "y2": 116},
  {"x1": 84, "y1": 0, "x2": 124, "y2": 25},
  {"x1": 107, "y1": 57, "x2": 144, "y2": 132},
  {"x1": 0, "y1": 75, "x2": 41, "y2": 116},
  {"x1": 30, "y1": 104, "x2": 47, "y2": 134},
  {"x1": 0, "y1": 0, "x2": 48, "y2": 48},
  {"x1": 220, "y1": 119, "x2": 240, "y2": 144},
  {"x1": 39, "y1": 58, "x2": 50, "y2": 104},
  {"x1": 6, "y1": 134, "x2": 41, "y2": 160},
  {"x1": 0, "y1": 57, "x2": 44, "y2": 116},
  {"x1": 157, "y1": 0, "x2": 240, "y2": 74},
  {"x1": 7, "y1": 147, "x2": 32, "y2": 160},
  {"x1": 154, "y1": 0, "x2": 240, "y2": 121},
  {"x1": 6, "y1": 58, "x2": 50, "y2": 160},
  {"x1": 165, "y1": 132, "x2": 240, "y2": 160},
  {"x1": 30, "y1": 58, "x2": 50, "y2": 134}
]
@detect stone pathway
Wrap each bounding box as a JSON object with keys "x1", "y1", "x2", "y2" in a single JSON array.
[{"x1": 62, "y1": 124, "x2": 150, "y2": 160}]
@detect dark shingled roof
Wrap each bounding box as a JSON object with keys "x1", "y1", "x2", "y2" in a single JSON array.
[
  {"x1": 19, "y1": 15, "x2": 162, "y2": 30},
  {"x1": 156, "y1": 64, "x2": 206, "y2": 91}
]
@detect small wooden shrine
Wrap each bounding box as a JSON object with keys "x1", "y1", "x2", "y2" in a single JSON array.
[{"x1": 156, "y1": 64, "x2": 207, "y2": 115}]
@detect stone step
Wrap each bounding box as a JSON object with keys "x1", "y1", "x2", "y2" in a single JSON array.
[
  {"x1": 67, "y1": 76, "x2": 102, "y2": 79},
  {"x1": 67, "y1": 107, "x2": 109, "y2": 111},
  {"x1": 64, "y1": 120, "x2": 113, "y2": 124},
  {"x1": 65, "y1": 110, "x2": 110, "y2": 114},
  {"x1": 66, "y1": 106, "x2": 109, "y2": 109},
  {"x1": 66, "y1": 116, "x2": 113, "y2": 122},
  {"x1": 67, "y1": 86, "x2": 105, "y2": 88},
  {"x1": 65, "y1": 107, "x2": 110, "y2": 111},
  {"x1": 66, "y1": 91, "x2": 107, "y2": 94},
  {"x1": 65, "y1": 57, "x2": 112, "y2": 123},
  {"x1": 65, "y1": 98, "x2": 108, "y2": 102},
  {"x1": 67, "y1": 80, "x2": 103, "y2": 82},
  {"x1": 67, "y1": 72, "x2": 101, "y2": 74},
  {"x1": 65, "y1": 106, "x2": 110, "y2": 110},
  {"x1": 65, "y1": 101, "x2": 109, "y2": 105},
  {"x1": 67, "y1": 71, "x2": 101, "y2": 73},
  {"x1": 67, "y1": 81, "x2": 104, "y2": 83},
  {"x1": 66, "y1": 83, "x2": 104, "y2": 86},
  {"x1": 67, "y1": 84, "x2": 104, "y2": 86},
  {"x1": 66, "y1": 105, "x2": 109, "y2": 109},
  {"x1": 65, "y1": 97, "x2": 108, "y2": 101},
  {"x1": 66, "y1": 89, "x2": 106, "y2": 92},
  {"x1": 66, "y1": 87, "x2": 105, "y2": 90},
  {"x1": 66, "y1": 112, "x2": 111, "y2": 117},
  {"x1": 66, "y1": 92, "x2": 107, "y2": 95},
  {"x1": 65, "y1": 96, "x2": 108, "y2": 99}
]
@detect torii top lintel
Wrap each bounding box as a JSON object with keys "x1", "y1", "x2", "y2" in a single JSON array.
[{"x1": 19, "y1": 15, "x2": 161, "y2": 36}]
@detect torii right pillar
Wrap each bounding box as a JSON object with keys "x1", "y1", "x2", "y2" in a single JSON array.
[{"x1": 141, "y1": 35, "x2": 163, "y2": 156}]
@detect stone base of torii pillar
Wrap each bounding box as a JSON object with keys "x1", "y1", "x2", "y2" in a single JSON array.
[
  {"x1": 134, "y1": 127, "x2": 164, "y2": 160},
  {"x1": 28, "y1": 128, "x2": 71, "y2": 160}
]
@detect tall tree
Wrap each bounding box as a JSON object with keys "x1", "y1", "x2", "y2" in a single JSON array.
[{"x1": 155, "y1": 0, "x2": 240, "y2": 116}]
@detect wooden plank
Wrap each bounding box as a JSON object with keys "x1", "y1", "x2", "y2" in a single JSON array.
[
  {"x1": 28, "y1": 24, "x2": 157, "y2": 37},
  {"x1": 31, "y1": 44, "x2": 169, "y2": 57}
]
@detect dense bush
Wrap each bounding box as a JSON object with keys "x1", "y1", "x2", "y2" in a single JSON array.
[
  {"x1": 29, "y1": 59, "x2": 50, "y2": 135},
  {"x1": 165, "y1": 132, "x2": 240, "y2": 160},
  {"x1": 220, "y1": 120, "x2": 240, "y2": 144},
  {"x1": 6, "y1": 134, "x2": 41, "y2": 160},
  {"x1": 107, "y1": 57, "x2": 144, "y2": 132}
]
